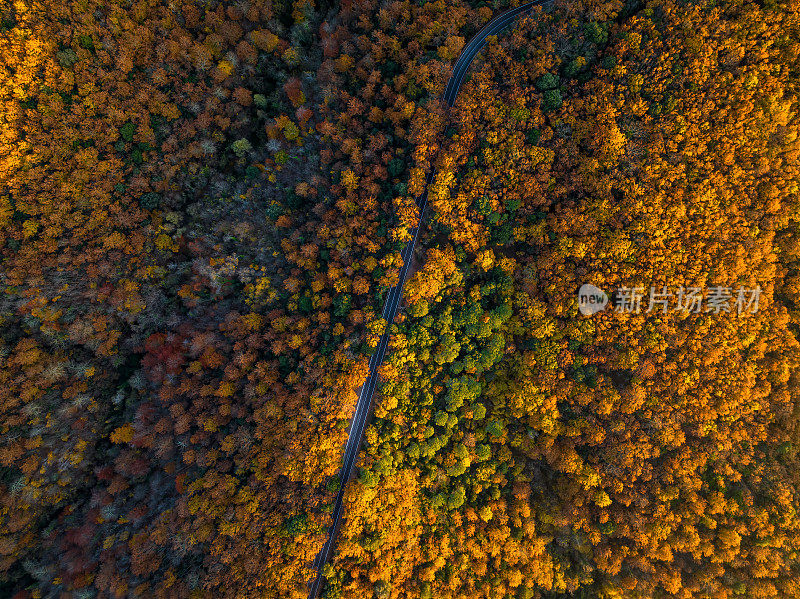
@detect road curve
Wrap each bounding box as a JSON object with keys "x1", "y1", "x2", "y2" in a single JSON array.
[{"x1": 308, "y1": 3, "x2": 551, "y2": 596}]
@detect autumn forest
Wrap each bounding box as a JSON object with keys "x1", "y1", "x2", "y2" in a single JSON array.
[{"x1": 1, "y1": 0, "x2": 800, "y2": 597}]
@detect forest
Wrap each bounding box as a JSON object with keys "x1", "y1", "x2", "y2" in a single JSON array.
[{"x1": 1, "y1": 0, "x2": 799, "y2": 597}]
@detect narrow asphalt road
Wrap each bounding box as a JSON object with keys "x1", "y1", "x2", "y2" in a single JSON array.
[{"x1": 308, "y1": 2, "x2": 551, "y2": 596}]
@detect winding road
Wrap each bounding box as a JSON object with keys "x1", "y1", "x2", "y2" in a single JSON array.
[{"x1": 308, "y1": 2, "x2": 551, "y2": 596}]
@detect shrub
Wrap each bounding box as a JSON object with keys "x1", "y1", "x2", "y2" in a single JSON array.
[
  {"x1": 139, "y1": 193, "x2": 160, "y2": 210},
  {"x1": 57, "y1": 48, "x2": 79, "y2": 67},
  {"x1": 119, "y1": 121, "x2": 136, "y2": 142},
  {"x1": 535, "y1": 72, "x2": 559, "y2": 90},
  {"x1": 543, "y1": 89, "x2": 562, "y2": 112},
  {"x1": 585, "y1": 21, "x2": 609, "y2": 45},
  {"x1": 565, "y1": 56, "x2": 587, "y2": 78},
  {"x1": 231, "y1": 138, "x2": 253, "y2": 157}
]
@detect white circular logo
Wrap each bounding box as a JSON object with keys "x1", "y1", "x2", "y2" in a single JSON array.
[{"x1": 578, "y1": 284, "x2": 608, "y2": 316}]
